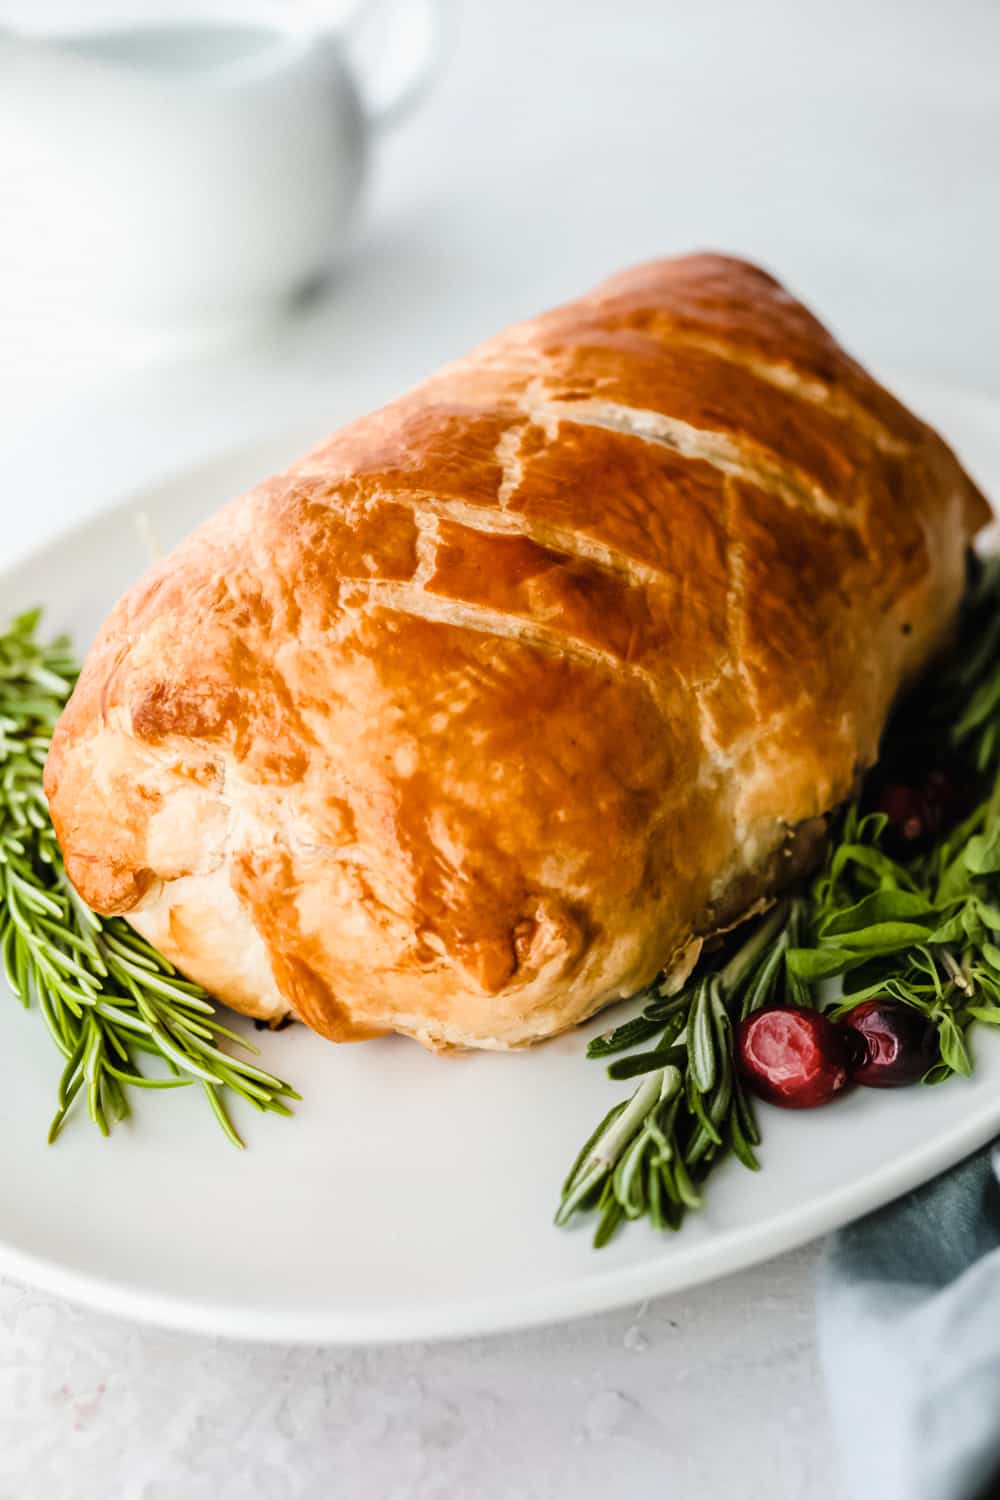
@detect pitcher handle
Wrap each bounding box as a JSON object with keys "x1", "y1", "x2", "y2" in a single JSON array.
[{"x1": 343, "y1": 0, "x2": 446, "y2": 134}]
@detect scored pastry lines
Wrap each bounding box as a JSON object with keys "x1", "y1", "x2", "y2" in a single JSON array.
[
  {"x1": 410, "y1": 509, "x2": 442, "y2": 587},
  {"x1": 533, "y1": 397, "x2": 854, "y2": 530},
  {"x1": 689, "y1": 478, "x2": 761, "y2": 778},
  {"x1": 384, "y1": 490, "x2": 676, "y2": 595},
  {"x1": 355, "y1": 579, "x2": 664, "y2": 694},
  {"x1": 332, "y1": 373, "x2": 864, "y2": 692},
  {"x1": 722, "y1": 474, "x2": 760, "y2": 713},
  {"x1": 629, "y1": 327, "x2": 909, "y2": 455},
  {"x1": 325, "y1": 472, "x2": 683, "y2": 675},
  {"x1": 493, "y1": 424, "x2": 526, "y2": 508}
]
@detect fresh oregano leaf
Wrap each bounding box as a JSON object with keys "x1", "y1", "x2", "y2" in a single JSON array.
[{"x1": 819, "y1": 889, "x2": 939, "y2": 937}]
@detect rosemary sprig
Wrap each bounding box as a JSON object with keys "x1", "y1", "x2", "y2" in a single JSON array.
[
  {"x1": 556, "y1": 902, "x2": 796, "y2": 1242},
  {"x1": 0, "y1": 609, "x2": 298, "y2": 1145},
  {"x1": 559, "y1": 554, "x2": 1000, "y2": 1246}
]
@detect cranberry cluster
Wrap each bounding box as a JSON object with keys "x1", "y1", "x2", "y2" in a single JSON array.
[
  {"x1": 737, "y1": 1000, "x2": 937, "y2": 1109},
  {"x1": 735, "y1": 757, "x2": 969, "y2": 1109}
]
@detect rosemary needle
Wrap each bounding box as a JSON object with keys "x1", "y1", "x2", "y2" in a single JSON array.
[{"x1": 0, "y1": 608, "x2": 298, "y2": 1145}]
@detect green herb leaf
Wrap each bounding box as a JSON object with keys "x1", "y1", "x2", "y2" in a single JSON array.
[
  {"x1": 927, "y1": 911, "x2": 970, "y2": 944},
  {"x1": 966, "y1": 834, "x2": 1000, "y2": 875},
  {"x1": 827, "y1": 921, "x2": 941, "y2": 952},
  {"x1": 786, "y1": 946, "x2": 859, "y2": 980},
  {"x1": 688, "y1": 980, "x2": 716, "y2": 1094},
  {"x1": 819, "y1": 890, "x2": 939, "y2": 937},
  {"x1": 936, "y1": 1013, "x2": 973, "y2": 1076}
]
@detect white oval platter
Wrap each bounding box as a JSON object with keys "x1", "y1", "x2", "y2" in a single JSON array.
[{"x1": 1, "y1": 376, "x2": 998, "y2": 1343}]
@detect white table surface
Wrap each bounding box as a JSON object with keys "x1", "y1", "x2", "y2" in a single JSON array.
[{"x1": 1, "y1": 0, "x2": 997, "y2": 1495}]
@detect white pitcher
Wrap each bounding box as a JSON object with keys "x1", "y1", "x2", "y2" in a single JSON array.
[{"x1": 0, "y1": 2, "x2": 442, "y2": 332}]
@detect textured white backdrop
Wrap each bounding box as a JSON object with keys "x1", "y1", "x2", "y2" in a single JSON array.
[
  {"x1": 0, "y1": 1, "x2": 998, "y2": 1496},
  {"x1": 0, "y1": 1248, "x2": 829, "y2": 1500}
]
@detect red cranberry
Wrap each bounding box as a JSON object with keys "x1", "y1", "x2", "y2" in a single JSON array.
[
  {"x1": 736, "y1": 1008, "x2": 851, "y2": 1109},
  {"x1": 866, "y1": 760, "x2": 972, "y2": 860},
  {"x1": 869, "y1": 779, "x2": 935, "y2": 857},
  {"x1": 840, "y1": 999, "x2": 937, "y2": 1087}
]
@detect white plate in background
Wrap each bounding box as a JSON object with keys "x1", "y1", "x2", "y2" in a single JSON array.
[{"x1": 0, "y1": 375, "x2": 998, "y2": 1344}]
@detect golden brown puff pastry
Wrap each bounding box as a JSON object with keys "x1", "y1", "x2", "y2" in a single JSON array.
[{"x1": 44, "y1": 254, "x2": 991, "y2": 1050}]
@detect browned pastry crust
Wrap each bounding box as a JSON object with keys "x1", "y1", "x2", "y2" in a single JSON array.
[{"x1": 43, "y1": 254, "x2": 991, "y2": 1049}]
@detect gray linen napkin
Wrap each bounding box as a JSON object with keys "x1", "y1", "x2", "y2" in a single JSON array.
[{"x1": 817, "y1": 1143, "x2": 1000, "y2": 1500}]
